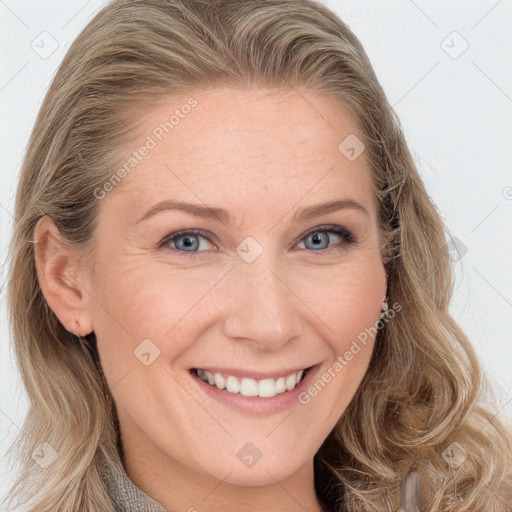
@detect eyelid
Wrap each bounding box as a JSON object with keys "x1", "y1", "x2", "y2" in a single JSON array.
[{"x1": 299, "y1": 224, "x2": 355, "y2": 244}]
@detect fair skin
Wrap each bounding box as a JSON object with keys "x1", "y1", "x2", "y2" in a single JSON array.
[{"x1": 34, "y1": 87, "x2": 387, "y2": 512}]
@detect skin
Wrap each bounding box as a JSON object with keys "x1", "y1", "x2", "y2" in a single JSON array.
[{"x1": 34, "y1": 87, "x2": 387, "y2": 512}]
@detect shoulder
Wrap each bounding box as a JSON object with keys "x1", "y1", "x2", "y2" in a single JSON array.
[{"x1": 98, "y1": 455, "x2": 168, "y2": 512}]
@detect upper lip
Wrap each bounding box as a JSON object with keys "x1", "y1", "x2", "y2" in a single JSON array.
[{"x1": 190, "y1": 364, "x2": 317, "y2": 381}]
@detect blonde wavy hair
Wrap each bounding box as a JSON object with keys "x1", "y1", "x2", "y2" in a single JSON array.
[{"x1": 3, "y1": 0, "x2": 512, "y2": 510}]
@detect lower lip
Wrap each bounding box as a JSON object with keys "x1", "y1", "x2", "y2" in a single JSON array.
[{"x1": 189, "y1": 364, "x2": 321, "y2": 417}]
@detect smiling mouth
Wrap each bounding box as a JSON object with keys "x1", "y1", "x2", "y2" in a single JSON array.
[{"x1": 190, "y1": 367, "x2": 311, "y2": 398}]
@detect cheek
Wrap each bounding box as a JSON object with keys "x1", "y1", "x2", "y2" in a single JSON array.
[
  {"x1": 298, "y1": 259, "x2": 386, "y2": 424},
  {"x1": 90, "y1": 260, "x2": 223, "y2": 369},
  {"x1": 295, "y1": 254, "x2": 386, "y2": 342}
]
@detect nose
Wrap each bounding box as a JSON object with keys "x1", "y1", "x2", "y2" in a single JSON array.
[{"x1": 222, "y1": 255, "x2": 303, "y2": 351}]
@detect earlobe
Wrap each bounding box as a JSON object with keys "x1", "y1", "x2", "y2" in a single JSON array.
[{"x1": 33, "y1": 215, "x2": 94, "y2": 336}]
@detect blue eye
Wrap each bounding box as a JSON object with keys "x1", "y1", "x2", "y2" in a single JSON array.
[
  {"x1": 158, "y1": 225, "x2": 356, "y2": 258},
  {"x1": 298, "y1": 226, "x2": 355, "y2": 251},
  {"x1": 159, "y1": 229, "x2": 213, "y2": 257}
]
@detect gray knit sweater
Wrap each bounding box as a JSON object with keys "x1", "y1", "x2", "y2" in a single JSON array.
[{"x1": 99, "y1": 455, "x2": 168, "y2": 512}]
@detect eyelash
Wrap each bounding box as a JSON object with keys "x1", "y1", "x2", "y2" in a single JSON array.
[{"x1": 158, "y1": 225, "x2": 357, "y2": 259}]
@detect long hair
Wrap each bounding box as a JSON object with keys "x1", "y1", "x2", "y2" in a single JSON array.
[{"x1": 4, "y1": 0, "x2": 512, "y2": 510}]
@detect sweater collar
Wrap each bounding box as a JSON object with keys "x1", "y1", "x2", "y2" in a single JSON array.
[{"x1": 99, "y1": 452, "x2": 168, "y2": 512}]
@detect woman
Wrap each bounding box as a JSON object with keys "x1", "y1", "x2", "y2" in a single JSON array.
[{"x1": 4, "y1": 0, "x2": 512, "y2": 510}]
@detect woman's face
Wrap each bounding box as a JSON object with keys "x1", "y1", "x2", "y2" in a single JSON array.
[{"x1": 81, "y1": 87, "x2": 387, "y2": 487}]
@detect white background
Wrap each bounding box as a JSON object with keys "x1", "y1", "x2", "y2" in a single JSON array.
[{"x1": 1, "y1": 0, "x2": 511, "y2": 506}]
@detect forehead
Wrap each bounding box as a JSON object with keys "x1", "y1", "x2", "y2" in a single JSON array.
[{"x1": 107, "y1": 87, "x2": 377, "y2": 223}]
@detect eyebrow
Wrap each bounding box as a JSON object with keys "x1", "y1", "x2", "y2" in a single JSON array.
[{"x1": 135, "y1": 198, "x2": 369, "y2": 226}]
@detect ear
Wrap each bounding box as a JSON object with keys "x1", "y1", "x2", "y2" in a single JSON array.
[{"x1": 33, "y1": 215, "x2": 94, "y2": 337}]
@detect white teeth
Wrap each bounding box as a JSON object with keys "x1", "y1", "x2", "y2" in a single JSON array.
[
  {"x1": 258, "y1": 378, "x2": 277, "y2": 398},
  {"x1": 275, "y1": 377, "x2": 286, "y2": 394},
  {"x1": 285, "y1": 373, "x2": 297, "y2": 391},
  {"x1": 240, "y1": 378, "x2": 259, "y2": 397},
  {"x1": 226, "y1": 375, "x2": 240, "y2": 393},
  {"x1": 195, "y1": 368, "x2": 307, "y2": 397},
  {"x1": 204, "y1": 370, "x2": 214, "y2": 386},
  {"x1": 214, "y1": 372, "x2": 226, "y2": 390}
]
